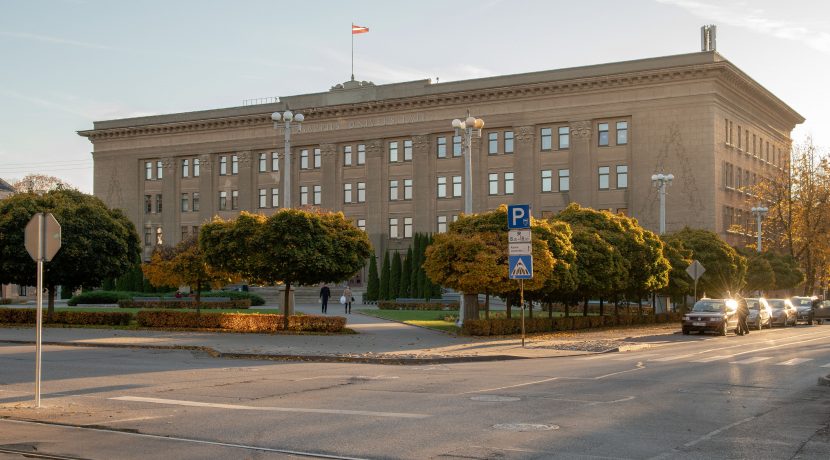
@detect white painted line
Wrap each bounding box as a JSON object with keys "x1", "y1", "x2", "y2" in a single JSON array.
[
  {"x1": 821, "y1": 363, "x2": 830, "y2": 368},
  {"x1": 776, "y1": 358, "x2": 813, "y2": 366},
  {"x1": 595, "y1": 363, "x2": 646, "y2": 380},
  {"x1": 683, "y1": 416, "x2": 756, "y2": 447},
  {"x1": 729, "y1": 357, "x2": 771, "y2": 364},
  {"x1": 96, "y1": 415, "x2": 173, "y2": 425},
  {"x1": 691, "y1": 334, "x2": 830, "y2": 363},
  {"x1": 462, "y1": 377, "x2": 559, "y2": 395},
  {"x1": 692, "y1": 355, "x2": 733, "y2": 363},
  {"x1": 111, "y1": 396, "x2": 429, "y2": 419},
  {"x1": 611, "y1": 353, "x2": 662, "y2": 361}
]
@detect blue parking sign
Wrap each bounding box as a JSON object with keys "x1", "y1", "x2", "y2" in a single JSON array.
[
  {"x1": 509, "y1": 255, "x2": 533, "y2": 279},
  {"x1": 507, "y1": 204, "x2": 531, "y2": 229}
]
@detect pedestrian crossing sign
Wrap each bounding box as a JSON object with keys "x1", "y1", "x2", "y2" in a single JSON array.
[{"x1": 509, "y1": 255, "x2": 533, "y2": 279}]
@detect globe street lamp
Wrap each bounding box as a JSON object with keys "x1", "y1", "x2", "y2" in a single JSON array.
[
  {"x1": 751, "y1": 205, "x2": 769, "y2": 252},
  {"x1": 452, "y1": 113, "x2": 484, "y2": 214},
  {"x1": 271, "y1": 110, "x2": 305, "y2": 209},
  {"x1": 651, "y1": 172, "x2": 674, "y2": 235}
]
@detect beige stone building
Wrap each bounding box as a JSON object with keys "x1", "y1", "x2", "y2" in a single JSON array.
[{"x1": 79, "y1": 51, "x2": 802, "y2": 278}]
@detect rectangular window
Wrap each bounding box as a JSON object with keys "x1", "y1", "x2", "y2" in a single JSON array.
[
  {"x1": 231, "y1": 190, "x2": 239, "y2": 210},
  {"x1": 752, "y1": 134, "x2": 757, "y2": 155},
  {"x1": 404, "y1": 217, "x2": 413, "y2": 238},
  {"x1": 272, "y1": 152, "x2": 279, "y2": 171},
  {"x1": 745, "y1": 131, "x2": 749, "y2": 153},
  {"x1": 357, "y1": 144, "x2": 366, "y2": 165},
  {"x1": 219, "y1": 156, "x2": 227, "y2": 175},
  {"x1": 488, "y1": 132, "x2": 498, "y2": 154},
  {"x1": 504, "y1": 172, "x2": 514, "y2": 195},
  {"x1": 193, "y1": 158, "x2": 200, "y2": 177},
  {"x1": 541, "y1": 127, "x2": 552, "y2": 150},
  {"x1": 389, "y1": 141, "x2": 399, "y2": 162},
  {"x1": 404, "y1": 140, "x2": 413, "y2": 161},
  {"x1": 313, "y1": 185, "x2": 321, "y2": 205},
  {"x1": 144, "y1": 194, "x2": 152, "y2": 213},
  {"x1": 300, "y1": 186, "x2": 309, "y2": 205},
  {"x1": 504, "y1": 131, "x2": 514, "y2": 154},
  {"x1": 437, "y1": 176, "x2": 447, "y2": 198},
  {"x1": 437, "y1": 137, "x2": 447, "y2": 158},
  {"x1": 144, "y1": 228, "x2": 152, "y2": 246},
  {"x1": 541, "y1": 170, "x2": 552, "y2": 192},
  {"x1": 357, "y1": 182, "x2": 366, "y2": 202},
  {"x1": 344, "y1": 183, "x2": 352, "y2": 203},
  {"x1": 357, "y1": 219, "x2": 366, "y2": 232},
  {"x1": 452, "y1": 136, "x2": 462, "y2": 156},
  {"x1": 145, "y1": 162, "x2": 153, "y2": 180},
  {"x1": 219, "y1": 191, "x2": 227, "y2": 210},
  {"x1": 300, "y1": 150, "x2": 309, "y2": 169},
  {"x1": 258, "y1": 189, "x2": 267, "y2": 208},
  {"x1": 344, "y1": 146, "x2": 352, "y2": 166},
  {"x1": 192, "y1": 192, "x2": 200, "y2": 211},
  {"x1": 182, "y1": 226, "x2": 188, "y2": 242},
  {"x1": 616, "y1": 121, "x2": 628, "y2": 145},
  {"x1": 181, "y1": 193, "x2": 189, "y2": 212},
  {"x1": 452, "y1": 176, "x2": 462, "y2": 197},
  {"x1": 738, "y1": 126, "x2": 742, "y2": 149},
  {"x1": 616, "y1": 165, "x2": 628, "y2": 189},
  {"x1": 598, "y1": 166, "x2": 610, "y2": 190},
  {"x1": 389, "y1": 180, "x2": 399, "y2": 201},
  {"x1": 558, "y1": 127, "x2": 569, "y2": 149},
  {"x1": 231, "y1": 155, "x2": 238, "y2": 175},
  {"x1": 559, "y1": 169, "x2": 570, "y2": 192},
  {"x1": 598, "y1": 123, "x2": 609, "y2": 146},
  {"x1": 157, "y1": 161, "x2": 163, "y2": 179},
  {"x1": 271, "y1": 188, "x2": 279, "y2": 208},
  {"x1": 404, "y1": 179, "x2": 413, "y2": 200},
  {"x1": 437, "y1": 216, "x2": 447, "y2": 233},
  {"x1": 314, "y1": 148, "x2": 321, "y2": 168},
  {"x1": 182, "y1": 159, "x2": 190, "y2": 178},
  {"x1": 258, "y1": 153, "x2": 266, "y2": 172},
  {"x1": 389, "y1": 218, "x2": 399, "y2": 239},
  {"x1": 489, "y1": 173, "x2": 499, "y2": 195},
  {"x1": 155, "y1": 194, "x2": 162, "y2": 213}
]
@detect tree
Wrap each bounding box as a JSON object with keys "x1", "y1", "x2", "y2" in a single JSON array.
[
  {"x1": 411, "y1": 233, "x2": 423, "y2": 297},
  {"x1": 201, "y1": 210, "x2": 371, "y2": 328},
  {"x1": 764, "y1": 252, "x2": 804, "y2": 291},
  {"x1": 400, "y1": 247, "x2": 412, "y2": 298},
  {"x1": 390, "y1": 251, "x2": 402, "y2": 300},
  {"x1": 0, "y1": 189, "x2": 140, "y2": 314},
  {"x1": 660, "y1": 238, "x2": 694, "y2": 304},
  {"x1": 379, "y1": 251, "x2": 391, "y2": 300},
  {"x1": 366, "y1": 254, "x2": 380, "y2": 301},
  {"x1": 663, "y1": 227, "x2": 747, "y2": 298},
  {"x1": 12, "y1": 174, "x2": 73, "y2": 194}
]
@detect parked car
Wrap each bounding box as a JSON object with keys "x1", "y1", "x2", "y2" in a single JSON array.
[
  {"x1": 744, "y1": 297, "x2": 772, "y2": 330},
  {"x1": 790, "y1": 296, "x2": 820, "y2": 324},
  {"x1": 682, "y1": 298, "x2": 739, "y2": 336},
  {"x1": 766, "y1": 298, "x2": 797, "y2": 327},
  {"x1": 815, "y1": 300, "x2": 830, "y2": 324}
]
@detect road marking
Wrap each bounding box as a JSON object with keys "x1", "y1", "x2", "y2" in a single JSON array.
[
  {"x1": 95, "y1": 415, "x2": 173, "y2": 425},
  {"x1": 683, "y1": 416, "x2": 756, "y2": 447},
  {"x1": 776, "y1": 358, "x2": 813, "y2": 366},
  {"x1": 594, "y1": 362, "x2": 645, "y2": 379},
  {"x1": 690, "y1": 334, "x2": 830, "y2": 363},
  {"x1": 110, "y1": 396, "x2": 429, "y2": 419},
  {"x1": 821, "y1": 363, "x2": 830, "y2": 368},
  {"x1": 729, "y1": 357, "x2": 771, "y2": 364},
  {"x1": 691, "y1": 355, "x2": 732, "y2": 363},
  {"x1": 462, "y1": 377, "x2": 559, "y2": 395}
]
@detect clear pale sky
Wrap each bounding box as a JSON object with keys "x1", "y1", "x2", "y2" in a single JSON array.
[{"x1": 1, "y1": 0, "x2": 828, "y2": 193}]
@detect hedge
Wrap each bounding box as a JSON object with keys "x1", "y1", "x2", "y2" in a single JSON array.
[
  {"x1": 200, "y1": 290, "x2": 266, "y2": 307},
  {"x1": 461, "y1": 312, "x2": 684, "y2": 336},
  {"x1": 68, "y1": 290, "x2": 139, "y2": 306},
  {"x1": 0, "y1": 308, "x2": 133, "y2": 326},
  {"x1": 117, "y1": 299, "x2": 251, "y2": 309},
  {"x1": 377, "y1": 301, "x2": 459, "y2": 311},
  {"x1": 0, "y1": 298, "x2": 13, "y2": 305},
  {"x1": 135, "y1": 311, "x2": 346, "y2": 333}
]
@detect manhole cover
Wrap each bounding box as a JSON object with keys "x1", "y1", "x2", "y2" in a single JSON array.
[
  {"x1": 470, "y1": 395, "x2": 521, "y2": 402},
  {"x1": 493, "y1": 423, "x2": 559, "y2": 432}
]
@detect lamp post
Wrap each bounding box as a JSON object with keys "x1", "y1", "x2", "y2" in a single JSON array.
[
  {"x1": 452, "y1": 113, "x2": 484, "y2": 215},
  {"x1": 271, "y1": 110, "x2": 305, "y2": 209},
  {"x1": 651, "y1": 172, "x2": 674, "y2": 235},
  {"x1": 751, "y1": 205, "x2": 768, "y2": 252}
]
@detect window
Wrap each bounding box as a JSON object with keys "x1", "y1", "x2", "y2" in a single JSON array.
[
  {"x1": 144, "y1": 195, "x2": 152, "y2": 213},
  {"x1": 488, "y1": 132, "x2": 498, "y2": 154},
  {"x1": 181, "y1": 193, "x2": 189, "y2": 212},
  {"x1": 598, "y1": 166, "x2": 610, "y2": 190},
  {"x1": 271, "y1": 188, "x2": 279, "y2": 208},
  {"x1": 404, "y1": 140, "x2": 413, "y2": 161},
  {"x1": 505, "y1": 131, "x2": 514, "y2": 154},
  {"x1": 357, "y1": 182, "x2": 366, "y2": 202},
  {"x1": 344, "y1": 183, "x2": 353, "y2": 203},
  {"x1": 219, "y1": 156, "x2": 227, "y2": 175},
  {"x1": 745, "y1": 131, "x2": 749, "y2": 153},
  {"x1": 389, "y1": 141, "x2": 399, "y2": 162},
  {"x1": 219, "y1": 191, "x2": 227, "y2": 210},
  {"x1": 155, "y1": 194, "x2": 162, "y2": 213},
  {"x1": 357, "y1": 219, "x2": 366, "y2": 231},
  {"x1": 258, "y1": 189, "x2": 267, "y2": 208},
  {"x1": 192, "y1": 192, "x2": 200, "y2": 211},
  {"x1": 389, "y1": 218, "x2": 399, "y2": 239},
  {"x1": 541, "y1": 170, "x2": 552, "y2": 192},
  {"x1": 541, "y1": 127, "x2": 552, "y2": 150},
  {"x1": 314, "y1": 148, "x2": 321, "y2": 168},
  {"x1": 145, "y1": 162, "x2": 153, "y2": 180},
  {"x1": 404, "y1": 217, "x2": 413, "y2": 238},
  {"x1": 489, "y1": 173, "x2": 499, "y2": 195},
  {"x1": 144, "y1": 228, "x2": 152, "y2": 246},
  {"x1": 231, "y1": 190, "x2": 239, "y2": 210},
  {"x1": 193, "y1": 158, "x2": 200, "y2": 177},
  {"x1": 313, "y1": 185, "x2": 321, "y2": 205},
  {"x1": 182, "y1": 159, "x2": 190, "y2": 178},
  {"x1": 300, "y1": 186, "x2": 309, "y2": 205},
  {"x1": 272, "y1": 152, "x2": 279, "y2": 171},
  {"x1": 598, "y1": 123, "x2": 609, "y2": 146},
  {"x1": 437, "y1": 216, "x2": 447, "y2": 233},
  {"x1": 389, "y1": 180, "x2": 399, "y2": 201},
  {"x1": 156, "y1": 227, "x2": 163, "y2": 246},
  {"x1": 192, "y1": 226, "x2": 199, "y2": 236},
  {"x1": 504, "y1": 172, "x2": 514, "y2": 195},
  {"x1": 752, "y1": 134, "x2": 756, "y2": 155},
  {"x1": 737, "y1": 126, "x2": 742, "y2": 149},
  {"x1": 558, "y1": 127, "x2": 569, "y2": 149},
  {"x1": 452, "y1": 136, "x2": 462, "y2": 156},
  {"x1": 437, "y1": 176, "x2": 447, "y2": 198},
  {"x1": 616, "y1": 121, "x2": 628, "y2": 145},
  {"x1": 258, "y1": 153, "x2": 267, "y2": 172},
  {"x1": 156, "y1": 161, "x2": 163, "y2": 179},
  {"x1": 616, "y1": 165, "x2": 628, "y2": 189},
  {"x1": 231, "y1": 155, "x2": 238, "y2": 175},
  {"x1": 452, "y1": 176, "x2": 462, "y2": 197},
  {"x1": 559, "y1": 169, "x2": 570, "y2": 192},
  {"x1": 437, "y1": 137, "x2": 447, "y2": 158},
  {"x1": 300, "y1": 150, "x2": 309, "y2": 169},
  {"x1": 344, "y1": 146, "x2": 352, "y2": 166},
  {"x1": 404, "y1": 179, "x2": 413, "y2": 200},
  {"x1": 357, "y1": 144, "x2": 366, "y2": 165},
  {"x1": 182, "y1": 226, "x2": 189, "y2": 242}
]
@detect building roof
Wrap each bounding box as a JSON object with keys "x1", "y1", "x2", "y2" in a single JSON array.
[{"x1": 0, "y1": 178, "x2": 14, "y2": 193}]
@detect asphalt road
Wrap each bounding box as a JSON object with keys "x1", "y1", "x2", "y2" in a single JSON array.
[{"x1": 1, "y1": 325, "x2": 829, "y2": 459}]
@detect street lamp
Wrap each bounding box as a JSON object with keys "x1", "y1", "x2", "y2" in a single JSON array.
[
  {"x1": 271, "y1": 110, "x2": 305, "y2": 209},
  {"x1": 651, "y1": 172, "x2": 674, "y2": 235},
  {"x1": 452, "y1": 113, "x2": 484, "y2": 214},
  {"x1": 751, "y1": 205, "x2": 769, "y2": 252}
]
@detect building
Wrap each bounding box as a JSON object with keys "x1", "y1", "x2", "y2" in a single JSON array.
[
  {"x1": 0, "y1": 178, "x2": 13, "y2": 200},
  {"x1": 79, "y1": 51, "x2": 803, "y2": 280}
]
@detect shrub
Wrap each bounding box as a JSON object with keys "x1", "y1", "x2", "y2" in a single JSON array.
[
  {"x1": 461, "y1": 311, "x2": 683, "y2": 336},
  {"x1": 135, "y1": 311, "x2": 346, "y2": 333},
  {"x1": 377, "y1": 301, "x2": 459, "y2": 311},
  {"x1": 0, "y1": 298, "x2": 13, "y2": 305},
  {"x1": 68, "y1": 290, "x2": 137, "y2": 306},
  {"x1": 117, "y1": 299, "x2": 251, "y2": 309},
  {"x1": 0, "y1": 308, "x2": 132, "y2": 326},
  {"x1": 199, "y1": 290, "x2": 266, "y2": 307}
]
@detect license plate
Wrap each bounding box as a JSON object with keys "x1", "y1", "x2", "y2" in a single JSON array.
[{"x1": 693, "y1": 322, "x2": 706, "y2": 326}]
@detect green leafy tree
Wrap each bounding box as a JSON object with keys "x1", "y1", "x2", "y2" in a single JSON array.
[
  {"x1": 390, "y1": 251, "x2": 402, "y2": 299},
  {"x1": 663, "y1": 227, "x2": 747, "y2": 298},
  {"x1": 400, "y1": 247, "x2": 412, "y2": 298},
  {"x1": 660, "y1": 238, "x2": 694, "y2": 303},
  {"x1": 764, "y1": 252, "x2": 804, "y2": 291},
  {"x1": 366, "y1": 255, "x2": 380, "y2": 301},
  {"x1": 379, "y1": 251, "x2": 391, "y2": 300},
  {"x1": 0, "y1": 189, "x2": 140, "y2": 314}
]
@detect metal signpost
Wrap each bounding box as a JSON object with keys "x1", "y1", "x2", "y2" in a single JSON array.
[
  {"x1": 24, "y1": 212, "x2": 62, "y2": 408},
  {"x1": 507, "y1": 205, "x2": 533, "y2": 347},
  {"x1": 685, "y1": 259, "x2": 706, "y2": 302}
]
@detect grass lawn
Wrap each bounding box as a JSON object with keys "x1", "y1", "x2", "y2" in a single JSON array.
[
  {"x1": 359, "y1": 309, "x2": 460, "y2": 333},
  {"x1": 53, "y1": 307, "x2": 279, "y2": 314}
]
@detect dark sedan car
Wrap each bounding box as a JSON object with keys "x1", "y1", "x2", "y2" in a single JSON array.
[
  {"x1": 767, "y1": 298, "x2": 797, "y2": 327},
  {"x1": 790, "y1": 296, "x2": 819, "y2": 324},
  {"x1": 682, "y1": 299, "x2": 739, "y2": 336}
]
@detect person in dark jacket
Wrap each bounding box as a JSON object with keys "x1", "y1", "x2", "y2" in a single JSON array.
[
  {"x1": 737, "y1": 298, "x2": 750, "y2": 335},
  {"x1": 319, "y1": 284, "x2": 331, "y2": 314}
]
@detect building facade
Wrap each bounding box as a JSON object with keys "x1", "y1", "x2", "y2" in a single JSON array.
[{"x1": 80, "y1": 51, "x2": 803, "y2": 273}]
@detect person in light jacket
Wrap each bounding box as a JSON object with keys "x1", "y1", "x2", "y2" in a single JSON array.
[{"x1": 343, "y1": 286, "x2": 353, "y2": 314}]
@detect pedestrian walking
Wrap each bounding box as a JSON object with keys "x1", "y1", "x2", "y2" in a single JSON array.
[
  {"x1": 343, "y1": 286, "x2": 353, "y2": 314},
  {"x1": 319, "y1": 284, "x2": 331, "y2": 314},
  {"x1": 737, "y1": 298, "x2": 750, "y2": 335}
]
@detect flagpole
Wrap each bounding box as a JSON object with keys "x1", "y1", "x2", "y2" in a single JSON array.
[{"x1": 351, "y1": 23, "x2": 355, "y2": 81}]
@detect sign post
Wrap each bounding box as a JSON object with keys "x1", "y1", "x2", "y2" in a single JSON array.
[
  {"x1": 24, "y1": 212, "x2": 61, "y2": 408},
  {"x1": 685, "y1": 260, "x2": 706, "y2": 303},
  {"x1": 507, "y1": 205, "x2": 533, "y2": 347}
]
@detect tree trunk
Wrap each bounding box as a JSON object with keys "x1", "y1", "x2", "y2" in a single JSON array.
[
  {"x1": 528, "y1": 299, "x2": 533, "y2": 318},
  {"x1": 283, "y1": 282, "x2": 291, "y2": 330},
  {"x1": 462, "y1": 293, "x2": 479, "y2": 323},
  {"x1": 548, "y1": 302, "x2": 553, "y2": 319},
  {"x1": 638, "y1": 298, "x2": 643, "y2": 316},
  {"x1": 46, "y1": 284, "x2": 56, "y2": 319},
  {"x1": 506, "y1": 294, "x2": 512, "y2": 319},
  {"x1": 484, "y1": 292, "x2": 490, "y2": 320},
  {"x1": 599, "y1": 298, "x2": 604, "y2": 317},
  {"x1": 194, "y1": 281, "x2": 201, "y2": 318},
  {"x1": 583, "y1": 298, "x2": 588, "y2": 317},
  {"x1": 564, "y1": 302, "x2": 569, "y2": 318}
]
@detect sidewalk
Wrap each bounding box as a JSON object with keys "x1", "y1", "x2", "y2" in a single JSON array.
[{"x1": 0, "y1": 301, "x2": 683, "y2": 364}]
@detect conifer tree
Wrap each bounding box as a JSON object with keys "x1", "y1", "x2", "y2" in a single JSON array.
[
  {"x1": 390, "y1": 251, "x2": 402, "y2": 299},
  {"x1": 379, "y1": 251, "x2": 391, "y2": 300},
  {"x1": 400, "y1": 247, "x2": 412, "y2": 297},
  {"x1": 366, "y1": 255, "x2": 379, "y2": 301},
  {"x1": 410, "y1": 233, "x2": 422, "y2": 296}
]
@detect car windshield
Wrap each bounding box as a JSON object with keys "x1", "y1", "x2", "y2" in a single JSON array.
[
  {"x1": 745, "y1": 299, "x2": 761, "y2": 310},
  {"x1": 768, "y1": 299, "x2": 786, "y2": 309},
  {"x1": 791, "y1": 298, "x2": 813, "y2": 307},
  {"x1": 692, "y1": 300, "x2": 726, "y2": 313}
]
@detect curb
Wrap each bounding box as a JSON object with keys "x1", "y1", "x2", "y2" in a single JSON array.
[{"x1": 819, "y1": 374, "x2": 830, "y2": 387}]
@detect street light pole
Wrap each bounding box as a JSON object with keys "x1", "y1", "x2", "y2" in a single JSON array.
[
  {"x1": 271, "y1": 110, "x2": 305, "y2": 209},
  {"x1": 651, "y1": 173, "x2": 674, "y2": 235},
  {"x1": 751, "y1": 205, "x2": 768, "y2": 252}
]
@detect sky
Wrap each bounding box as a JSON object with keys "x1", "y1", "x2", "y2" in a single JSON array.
[{"x1": 1, "y1": 0, "x2": 828, "y2": 193}]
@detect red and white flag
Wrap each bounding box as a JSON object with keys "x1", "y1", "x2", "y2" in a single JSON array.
[{"x1": 352, "y1": 24, "x2": 369, "y2": 35}]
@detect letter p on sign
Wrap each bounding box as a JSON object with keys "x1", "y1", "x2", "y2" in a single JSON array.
[{"x1": 507, "y1": 204, "x2": 531, "y2": 229}]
